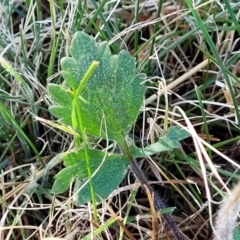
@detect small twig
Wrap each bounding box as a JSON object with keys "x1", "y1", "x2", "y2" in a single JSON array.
[{"x1": 145, "y1": 185, "x2": 158, "y2": 240}]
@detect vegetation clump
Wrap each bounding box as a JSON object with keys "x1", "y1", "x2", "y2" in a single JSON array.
[{"x1": 1, "y1": 1, "x2": 240, "y2": 239}]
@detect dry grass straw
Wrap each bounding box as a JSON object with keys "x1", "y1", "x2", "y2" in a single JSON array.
[{"x1": 1, "y1": 0, "x2": 240, "y2": 239}]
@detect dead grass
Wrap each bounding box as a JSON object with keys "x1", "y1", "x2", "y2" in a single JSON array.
[{"x1": 1, "y1": 0, "x2": 240, "y2": 239}]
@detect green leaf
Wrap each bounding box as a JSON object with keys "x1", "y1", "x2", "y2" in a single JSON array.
[
  {"x1": 52, "y1": 149, "x2": 129, "y2": 204},
  {"x1": 130, "y1": 126, "x2": 190, "y2": 157},
  {"x1": 48, "y1": 31, "x2": 146, "y2": 141},
  {"x1": 52, "y1": 166, "x2": 79, "y2": 193},
  {"x1": 233, "y1": 228, "x2": 240, "y2": 240},
  {"x1": 48, "y1": 84, "x2": 73, "y2": 125}
]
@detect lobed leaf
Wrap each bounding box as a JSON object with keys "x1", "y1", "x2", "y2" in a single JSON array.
[
  {"x1": 48, "y1": 32, "x2": 146, "y2": 141},
  {"x1": 52, "y1": 149, "x2": 129, "y2": 204},
  {"x1": 129, "y1": 126, "x2": 190, "y2": 157},
  {"x1": 48, "y1": 84, "x2": 73, "y2": 125}
]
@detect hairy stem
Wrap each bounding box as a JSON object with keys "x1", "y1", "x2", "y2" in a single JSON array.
[{"x1": 130, "y1": 158, "x2": 185, "y2": 240}]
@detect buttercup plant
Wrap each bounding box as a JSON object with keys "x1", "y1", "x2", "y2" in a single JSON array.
[{"x1": 47, "y1": 31, "x2": 189, "y2": 239}]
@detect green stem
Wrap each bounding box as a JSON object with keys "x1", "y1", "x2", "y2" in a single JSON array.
[
  {"x1": 73, "y1": 61, "x2": 99, "y2": 222},
  {"x1": 76, "y1": 61, "x2": 99, "y2": 96},
  {"x1": 134, "y1": 0, "x2": 140, "y2": 60},
  {"x1": 48, "y1": 0, "x2": 56, "y2": 77},
  {"x1": 146, "y1": 0, "x2": 163, "y2": 75}
]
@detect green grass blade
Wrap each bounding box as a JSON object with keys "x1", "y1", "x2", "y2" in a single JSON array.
[
  {"x1": 0, "y1": 102, "x2": 43, "y2": 166},
  {"x1": 185, "y1": 0, "x2": 240, "y2": 125}
]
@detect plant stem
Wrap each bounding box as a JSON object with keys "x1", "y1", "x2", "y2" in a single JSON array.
[
  {"x1": 130, "y1": 158, "x2": 185, "y2": 240},
  {"x1": 74, "y1": 61, "x2": 100, "y2": 222},
  {"x1": 117, "y1": 133, "x2": 184, "y2": 239}
]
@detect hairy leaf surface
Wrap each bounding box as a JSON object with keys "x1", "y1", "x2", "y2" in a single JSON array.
[
  {"x1": 48, "y1": 32, "x2": 146, "y2": 141},
  {"x1": 53, "y1": 149, "x2": 129, "y2": 204},
  {"x1": 130, "y1": 126, "x2": 190, "y2": 157}
]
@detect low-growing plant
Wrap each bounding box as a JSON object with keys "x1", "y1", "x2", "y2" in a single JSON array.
[{"x1": 46, "y1": 31, "x2": 189, "y2": 239}]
